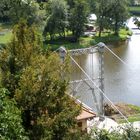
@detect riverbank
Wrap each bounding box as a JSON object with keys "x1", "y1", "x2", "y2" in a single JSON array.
[
  {"x1": 0, "y1": 22, "x2": 132, "y2": 50},
  {"x1": 44, "y1": 28, "x2": 132, "y2": 51},
  {"x1": 106, "y1": 103, "x2": 140, "y2": 124},
  {"x1": 129, "y1": 6, "x2": 140, "y2": 15}
]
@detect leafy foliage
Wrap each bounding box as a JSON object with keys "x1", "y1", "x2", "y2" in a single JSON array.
[
  {"x1": 95, "y1": 0, "x2": 113, "y2": 37},
  {"x1": 110, "y1": 0, "x2": 129, "y2": 35},
  {"x1": 0, "y1": 0, "x2": 44, "y2": 25},
  {"x1": 68, "y1": 0, "x2": 88, "y2": 39},
  {"x1": 0, "y1": 20, "x2": 41, "y2": 96},
  {"x1": 87, "y1": 0, "x2": 96, "y2": 13},
  {"x1": 0, "y1": 88, "x2": 28, "y2": 140},
  {"x1": 134, "y1": 17, "x2": 140, "y2": 28},
  {"x1": 0, "y1": 20, "x2": 81, "y2": 140},
  {"x1": 95, "y1": 0, "x2": 129, "y2": 36},
  {"x1": 43, "y1": 0, "x2": 68, "y2": 40},
  {"x1": 90, "y1": 126, "x2": 140, "y2": 140}
]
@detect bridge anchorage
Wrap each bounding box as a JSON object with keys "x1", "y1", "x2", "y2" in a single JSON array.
[{"x1": 58, "y1": 42, "x2": 129, "y2": 123}]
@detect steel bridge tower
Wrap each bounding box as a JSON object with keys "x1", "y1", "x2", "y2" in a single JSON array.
[{"x1": 59, "y1": 42, "x2": 105, "y2": 116}]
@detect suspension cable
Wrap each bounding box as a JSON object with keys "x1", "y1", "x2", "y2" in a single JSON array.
[
  {"x1": 69, "y1": 54, "x2": 129, "y2": 123},
  {"x1": 105, "y1": 46, "x2": 130, "y2": 69}
]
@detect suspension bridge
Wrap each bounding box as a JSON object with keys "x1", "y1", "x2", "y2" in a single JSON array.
[{"x1": 58, "y1": 42, "x2": 129, "y2": 123}]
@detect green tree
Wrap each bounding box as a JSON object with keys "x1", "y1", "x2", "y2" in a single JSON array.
[
  {"x1": 111, "y1": 0, "x2": 129, "y2": 35},
  {"x1": 129, "y1": 0, "x2": 135, "y2": 5},
  {"x1": 0, "y1": 0, "x2": 10, "y2": 22},
  {"x1": 68, "y1": 0, "x2": 88, "y2": 40},
  {"x1": 0, "y1": 20, "x2": 42, "y2": 96},
  {"x1": 15, "y1": 54, "x2": 81, "y2": 139},
  {"x1": 87, "y1": 0, "x2": 96, "y2": 13},
  {"x1": 95, "y1": 0, "x2": 128, "y2": 36},
  {"x1": 0, "y1": 88, "x2": 28, "y2": 140},
  {"x1": 43, "y1": 0, "x2": 68, "y2": 40},
  {"x1": 95, "y1": 0, "x2": 113, "y2": 37},
  {"x1": 0, "y1": 0, "x2": 43, "y2": 25},
  {"x1": 0, "y1": 20, "x2": 81, "y2": 140},
  {"x1": 66, "y1": 0, "x2": 75, "y2": 9}
]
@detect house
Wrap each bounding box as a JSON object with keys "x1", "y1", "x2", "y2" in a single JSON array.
[
  {"x1": 76, "y1": 101, "x2": 96, "y2": 132},
  {"x1": 68, "y1": 95, "x2": 96, "y2": 132}
]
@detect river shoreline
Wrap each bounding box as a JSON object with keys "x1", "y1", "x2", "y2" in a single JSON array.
[
  {"x1": 44, "y1": 28, "x2": 132, "y2": 51},
  {"x1": 106, "y1": 103, "x2": 140, "y2": 123}
]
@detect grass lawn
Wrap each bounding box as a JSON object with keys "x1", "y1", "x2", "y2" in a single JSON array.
[
  {"x1": 0, "y1": 23, "x2": 12, "y2": 45},
  {"x1": 118, "y1": 114, "x2": 140, "y2": 123},
  {"x1": 128, "y1": 104, "x2": 140, "y2": 113},
  {"x1": 45, "y1": 28, "x2": 132, "y2": 51},
  {"x1": 0, "y1": 31, "x2": 12, "y2": 44},
  {"x1": 116, "y1": 104, "x2": 140, "y2": 123},
  {"x1": 129, "y1": 6, "x2": 140, "y2": 15},
  {"x1": 44, "y1": 38, "x2": 87, "y2": 51},
  {"x1": 129, "y1": 6, "x2": 140, "y2": 12},
  {"x1": 127, "y1": 114, "x2": 140, "y2": 122},
  {"x1": 118, "y1": 115, "x2": 140, "y2": 123}
]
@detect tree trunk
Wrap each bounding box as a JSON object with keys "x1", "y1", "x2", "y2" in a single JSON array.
[
  {"x1": 98, "y1": 20, "x2": 103, "y2": 37},
  {"x1": 114, "y1": 19, "x2": 119, "y2": 36},
  {"x1": 63, "y1": 29, "x2": 65, "y2": 38},
  {"x1": 22, "y1": 110, "x2": 31, "y2": 130},
  {"x1": 50, "y1": 33, "x2": 53, "y2": 41},
  {"x1": 99, "y1": 28, "x2": 102, "y2": 37}
]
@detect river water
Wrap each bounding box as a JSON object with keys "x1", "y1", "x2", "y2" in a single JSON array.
[{"x1": 71, "y1": 17, "x2": 140, "y2": 109}]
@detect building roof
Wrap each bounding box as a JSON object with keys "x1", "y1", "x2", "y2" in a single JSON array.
[
  {"x1": 77, "y1": 107, "x2": 96, "y2": 120},
  {"x1": 76, "y1": 99, "x2": 96, "y2": 120},
  {"x1": 68, "y1": 95, "x2": 96, "y2": 121}
]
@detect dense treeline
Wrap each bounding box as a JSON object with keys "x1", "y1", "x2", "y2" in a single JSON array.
[
  {"x1": 0, "y1": 0, "x2": 129, "y2": 39},
  {"x1": 43, "y1": 0, "x2": 129, "y2": 38}
]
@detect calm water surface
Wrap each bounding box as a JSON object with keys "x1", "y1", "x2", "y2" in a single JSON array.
[{"x1": 71, "y1": 17, "x2": 140, "y2": 109}]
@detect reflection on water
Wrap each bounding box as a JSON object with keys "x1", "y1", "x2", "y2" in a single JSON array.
[{"x1": 71, "y1": 17, "x2": 140, "y2": 109}]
